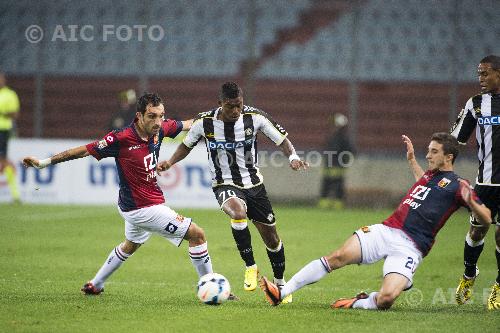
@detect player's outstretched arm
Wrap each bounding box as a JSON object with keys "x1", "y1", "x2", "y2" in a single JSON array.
[
  {"x1": 402, "y1": 135, "x2": 424, "y2": 181},
  {"x1": 181, "y1": 119, "x2": 193, "y2": 131},
  {"x1": 156, "y1": 143, "x2": 192, "y2": 172},
  {"x1": 278, "y1": 138, "x2": 309, "y2": 171},
  {"x1": 22, "y1": 145, "x2": 90, "y2": 169},
  {"x1": 459, "y1": 179, "x2": 492, "y2": 226}
]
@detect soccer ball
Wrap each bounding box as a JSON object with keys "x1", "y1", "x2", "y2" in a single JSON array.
[{"x1": 197, "y1": 273, "x2": 231, "y2": 305}]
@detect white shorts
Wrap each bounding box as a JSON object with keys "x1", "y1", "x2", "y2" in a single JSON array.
[
  {"x1": 354, "y1": 224, "x2": 423, "y2": 289},
  {"x1": 118, "y1": 205, "x2": 191, "y2": 247}
]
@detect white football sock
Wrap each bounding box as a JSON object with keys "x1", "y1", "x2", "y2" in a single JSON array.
[
  {"x1": 91, "y1": 244, "x2": 131, "y2": 289},
  {"x1": 352, "y1": 292, "x2": 379, "y2": 309},
  {"x1": 280, "y1": 258, "x2": 330, "y2": 299},
  {"x1": 189, "y1": 242, "x2": 213, "y2": 277}
]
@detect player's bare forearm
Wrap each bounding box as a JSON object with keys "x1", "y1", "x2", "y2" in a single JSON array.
[
  {"x1": 170, "y1": 143, "x2": 192, "y2": 164},
  {"x1": 50, "y1": 145, "x2": 89, "y2": 164},
  {"x1": 470, "y1": 202, "x2": 492, "y2": 227},
  {"x1": 402, "y1": 135, "x2": 424, "y2": 181},
  {"x1": 181, "y1": 119, "x2": 193, "y2": 131},
  {"x1": 459, "y1": 179, "x2": 492, "y2": 226},
  {"x1": 157, "y1": 143, "x2": 192, "y2": 172},
  {"x1": 23, "y1": 145, "x2": 89, "y2": 169},
  {"x1": 408, "y1": 158, "x2": 425, "y2": 181},
  {"x1": 279, "y1": 138, "x2": 309, "y2": 171},
  {"x1": 279, "y1": 138, "x2": 295, "y2": 157}
]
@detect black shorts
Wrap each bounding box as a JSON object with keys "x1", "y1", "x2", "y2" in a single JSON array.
[
  {"x1": 213, "y1": 184, "x2": 276, "y2": 225},
  {"x1": 470, "y1": 184, "x2": 500, "y2": 226},
  {"x1": 0, "y1": 130, "x2": 9, "y2": 158}
]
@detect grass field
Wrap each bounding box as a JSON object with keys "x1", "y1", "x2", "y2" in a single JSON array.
[{"x1": 1, "y1": 205, "x2": 498, "y2": 332}]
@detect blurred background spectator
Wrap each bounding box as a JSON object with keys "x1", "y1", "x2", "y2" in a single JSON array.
[
  {"x1": 318, "y1": 113, "x2": 353, "y2": 210},
  {"x1": 0, "y1": 71, "x2": 21, "y2": 203},
  {"x1": 109, "y1": 89, "x2": 136, "y2": 131}
]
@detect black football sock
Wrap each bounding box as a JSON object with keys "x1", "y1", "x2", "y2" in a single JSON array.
[
  {"x1": 231, "y1": 226, "x2": 255, "y2": 267},
  {"x1": 266, "y1": 241, "x2": 285, "y2": 280},
  {"x1": 464, "y1": 234, "x2": 484, "y2": 278}
]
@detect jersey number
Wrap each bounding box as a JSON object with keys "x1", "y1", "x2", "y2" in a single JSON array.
[
  {"x1": 144, "y1": 153, "x2": 157, "y2": 171},
  {"x1": 410, "y1": 185, "x2": 431, "y2": 201},
  {"x1": 218, "y1": 189, "x2": 237, "y2": 203}
]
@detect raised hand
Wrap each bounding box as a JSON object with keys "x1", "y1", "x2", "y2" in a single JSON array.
[{"x1": 402, "y1": 135, "x2": 415, "y2": 161}]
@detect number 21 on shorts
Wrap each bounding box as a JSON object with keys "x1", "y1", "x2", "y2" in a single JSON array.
[{"x1": 404, "y1": 257, "x2": 417, "y2": 273}]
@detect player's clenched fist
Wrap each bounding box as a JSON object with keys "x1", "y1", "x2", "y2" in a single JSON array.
[
  {"x1": 156, "y1": 160, "x2": 172, "y2": 172},
  {"x1": 23, "y1": 156, "x2": 41, "y2": 169},
  {"x1": 290, "y1": 159, "x2": 309, "y2": 171}
]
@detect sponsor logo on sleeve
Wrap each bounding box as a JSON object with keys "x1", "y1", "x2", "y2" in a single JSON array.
[{"x1": 97, "y1": 139, "x2": 108, "y2": 149}]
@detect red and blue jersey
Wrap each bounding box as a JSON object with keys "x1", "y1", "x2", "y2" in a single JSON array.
[
  {"x1": 86, "y1": 119, "x2": 183, "y2": 211},
  {"x1": 383, "y1": 170, "x2": 481, "y2": 256}
]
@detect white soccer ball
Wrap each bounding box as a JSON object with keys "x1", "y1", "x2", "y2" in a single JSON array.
[{"x1": 197, "y1": 273, "x2": 231, "y2": 305}]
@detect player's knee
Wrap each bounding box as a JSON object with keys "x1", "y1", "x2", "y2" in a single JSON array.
[
  {"x1": 187, "y1": 223, "x2": 206, "y2": 244},
  {"x1": 376, "y1": 292, "x2": 396, "y2": 310},
  {"x1": 469, "y1": 227, "x2": 487, "y2": 242},
  {"x1": 326, "y1": 249, "x2": 346, "y2": 268},
  {"x1": 120, "y1": 240, "x2": 141, "y2": 255}
]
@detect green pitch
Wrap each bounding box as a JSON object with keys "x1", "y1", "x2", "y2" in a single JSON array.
[{"x1": 0, "y1": 205, "x2": 498, "y2": 332}]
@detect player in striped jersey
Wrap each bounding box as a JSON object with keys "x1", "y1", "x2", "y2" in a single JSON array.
[
  {"x1": 157, "y1": 82, "x2": 308, "y2": 302},
  {"x1": 259, "y1": 133, "x2": 491, "y2": 309},
  {"x1": 22, "y1": 93, "x2": 216, "y2": 296},
  {"x1": 450, "y1": 55, "x2": 500, "y2": 309}
]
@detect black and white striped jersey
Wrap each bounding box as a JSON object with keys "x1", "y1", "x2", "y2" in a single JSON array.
[
  {"x1": 183, "y1": 105, "x2": 288, "y2": 188},
  {"x1": 450, "y1": 93, "x2": 500, "y2": 185}
]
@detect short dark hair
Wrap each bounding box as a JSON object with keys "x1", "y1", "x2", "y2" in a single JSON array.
[
  {"x1": 480, "y1": 55, "x2": 500, "y2": 70},
  {"x1": 430, "y1": 132, "x2": 459, "y2": 164},
  {"x1": 137, "y1": 92, "x2": 163, "y2": 115},
  {"x1": 219, "y1": 82, "x2": 243, "y2": 100}
]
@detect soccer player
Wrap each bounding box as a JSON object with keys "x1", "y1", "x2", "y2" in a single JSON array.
[
  {"x1": 22, "y1": 92, "x2": 214, "y2": 295},
  {"x1": 451, "y1": 55, "x2": 500, "y2": 310},
  {"x1": 156, "y1": 82, "x2": 308, "y2": 302},
  {"x1": 0, "y1": 71, "x2": 21, "y2": 203},
  {"x1": 259, "y1": 133, "x2": 492, "y2": 309}
]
